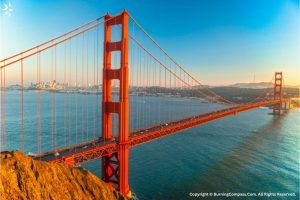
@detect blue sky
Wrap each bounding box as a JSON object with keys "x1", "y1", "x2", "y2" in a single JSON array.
[{"x1": 1, "y1": 0, "x2": 299, "y2": 85}]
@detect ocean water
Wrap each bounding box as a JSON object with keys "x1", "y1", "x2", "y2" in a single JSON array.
[
  {"x1": 127, "y1": 109, "x2": 300, "y2": 200},
  {"x1": 2, "y1": 91, "x2": 299, "y2": 199}
]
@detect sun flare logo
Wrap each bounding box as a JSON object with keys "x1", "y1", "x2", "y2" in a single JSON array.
[{"x1": 2, "y1": 1, "x2": 12, "y2": 16}]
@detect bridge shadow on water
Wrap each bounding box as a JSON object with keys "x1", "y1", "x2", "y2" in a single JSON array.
[{"x1": 157, "y1": 112, "x2": 299, "y2": 200}]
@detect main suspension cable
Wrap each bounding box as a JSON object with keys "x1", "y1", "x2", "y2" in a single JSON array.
[
  {"x1": 129, "y1": 35, "x2": 229, "y2": 104},
  {"x1": 128, "y1": 14, "x2": 237, "y2": 106}
]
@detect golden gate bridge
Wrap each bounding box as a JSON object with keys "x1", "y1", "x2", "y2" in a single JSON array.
[{"x1": 0, "y1": 10, "x2": 288, "y2": 197}]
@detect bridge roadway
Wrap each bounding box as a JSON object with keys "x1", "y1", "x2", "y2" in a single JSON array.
[{"x1": 34, "y1": 99, "x2": 285, "y2": 166}]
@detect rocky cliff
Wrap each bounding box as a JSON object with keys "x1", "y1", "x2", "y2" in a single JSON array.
[{"x1": 0, "y1": 151, "x2": 128, "y2": 200}]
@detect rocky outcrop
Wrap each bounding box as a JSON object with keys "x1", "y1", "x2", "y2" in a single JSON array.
[{"x1": 0, "y1": 151, "x2": 128, "y2": 200}]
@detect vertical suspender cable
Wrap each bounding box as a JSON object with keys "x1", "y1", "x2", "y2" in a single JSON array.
[
  {"x1": 96, "y1": 23, "x2": 99, "y2": 138},
  {"x1": 144, "y1": 47, "x2": 147, "y2": 127},
  {"x1": 64, "y1": 41, "x2": 67, "y2": 147},
  {"x1": 93, "y1": 28, "x2": 96, "y2": 140},
  {"x1": 37, "y1": 51, "x2": 41, "y2": 154},
  {"x1": 69, "y1": 40, "x2": 72, "y2": 147},
  {"x1": 138, "y1": 44, "x2": 141, "y2": 130},
  {"x1": 0, "y1": 66, "x2": 2, "y2": 150},
  {"x1": 86, "y1": 32, "x2": 89, "y2": 141},
  {"x1": 169, "y1": 63, "x2": 171, "y2": 121},
  {"x1": 82, "y1": 33, "x2": 84, "y2": 142},
  {"x1": 54, "y1": 46, "x2": 57, "y2": 149},
  {"x1": 76, "y1": 36, "x2": 79, "y2": 145},
  {"x1": 51, "y1": 45, "x2": 54, "y2": 150},
  {"x1": 164, "y1": 57, "x2": 166, "y2": 122},
  {"x1": 3, "y1": 64, "x2": 6, "y2": 150},
  {"x1": 21, "y1": 58, "x2": 24, "y2": 152},
  {"x1": 159, "y1": 63, "x2": 161, "y2": 123}
]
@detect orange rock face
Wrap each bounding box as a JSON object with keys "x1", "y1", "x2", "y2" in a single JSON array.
[{"x1": 0, "y1": 151, "x2": 129, "y2": 200}]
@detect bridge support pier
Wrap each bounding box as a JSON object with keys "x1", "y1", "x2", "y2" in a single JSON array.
[
  {"x1": 282, "y1": 101, "x2": 290, "y2": 111},
  {"x1": 101, "y1": 10, "x2": 131, "y2": 196},
  {"x1": 273, "y1": 72, "x2": 283, "y2": 115}
]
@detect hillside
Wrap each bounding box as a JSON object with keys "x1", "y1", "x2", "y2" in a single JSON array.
[
  {"x1": 212, "y1": 86, "x2": 299, "y2": 103},
  {"x1": 229, "y1": 82, "x2": 273, "y2": 89},
  {"x1": 0, "y1": 151, "x2": 129, "y2": 200}
]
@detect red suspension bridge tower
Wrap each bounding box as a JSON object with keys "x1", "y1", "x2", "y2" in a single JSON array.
[
  {"x1": 102, "y1": 11, "x2": 130, "y2": 196},
  {"x1": 273, "y1": 72, "x2": 283, "y2": 114}
]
